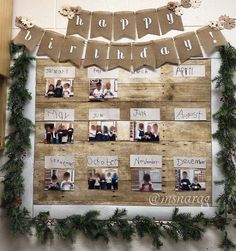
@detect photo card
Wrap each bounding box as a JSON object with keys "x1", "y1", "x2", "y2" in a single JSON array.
[
  {"x1": 131, "y1": 169, "x2": 162, "y2": 192},
  {"x1": 130, "y1": 121, "x2": 160, "y2": 142},
  {"x1": 175, "y1": 169, "x2": 206, "y2": 191},
  {"x1": 45, "y1": 78, "x2": 74, "y2": 98},
  {"x1": 44, "y1": 122, "x2": 74, "y2": 144},
  {"x1": 44, "y1": 168, "x2": 75, "y2": 191},
  {"x1": 87, "y1": 167, "x2": 119, "y2": 190},
  {"x1": 88, "y1": 121, "x2": 117, "y2": 141},
  {"x1": 89, "y1": 79, "x2": 118, "y2": 100}
]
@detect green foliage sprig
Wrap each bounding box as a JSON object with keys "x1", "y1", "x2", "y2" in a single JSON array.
[
  {"x1": 0, "y1": 42, "x2": 236, "y2": 250},
  {"x1": 213, "y1": 44, "x2": 236, "y2": 250}
]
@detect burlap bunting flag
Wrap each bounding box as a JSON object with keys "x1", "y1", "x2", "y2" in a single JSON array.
[
  {"x1": 90, "y1": 11, "x2": 113, "y2": 40},
  {"x1": 37, "y1": 31, "x2": 65, "y2": 62},
  {"x1": 13, "y1": 26, "x2": 45, "y2": 51},
  {"x1": 153, "y1": 38, "x2": 179, "y2": 68},
  {"x1": 196, "y1": 26, "x2": 228, "y2": 54},
  {"x1": 158, "y1": 6, "x2": 184, "y2": 35},
  {"x1": 136, "y1": 9, "x2": 160, "y2": 38},
  {"x1": 174, "y1": 32, "x2": 203, "y2": 63},
  {"x1": 132, "y1": 42, "x2": 156, "y2": 70},
  {"x1": 113, "y1": 11, "x2": 136, "y2": 41},
  {"x1": 108, "y1": 43, "x2": 132, "y2": 71},
  {"x1": 84, "y1": 40, "x2": 108, "y2": 70},
  {"x1": 59, "y1": 36, "x2": 85, "y2": 67},
  {"x1": 66, "y1": 10, "x2": 91, "y2": 39}
]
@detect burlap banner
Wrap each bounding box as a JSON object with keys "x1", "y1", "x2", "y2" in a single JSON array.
[
  {"x1": 37, "y1": 31, "x2": 65, "y2": 62},
  {"x1": 14, "y1": 23, "x2": 228, "y2": 71},
  {"x1": 174, "y1": 32, "x2": 203, "y2": 63},
  {"x1": 66, "y1": 10, "x2": 91, "y2": 39},
  {"x1": 158, "y1": 6, "x2": 184, "y2": 35},
  {"x1": 62, "y1": 5, "x2": 189, "y2": 39},
  {"x1": 13, "y1": 25, "x2": 45, "y2": 51},
  {"x1": 197, "y1": 26, "x2": 228, "y2": 54},
  {"x1": 59, "y1": 35, "x2": 85, "y2": 67},
  {"x1": 90, "y1": 11, "x2": 113, "y2": 40},
  {"x1": 84, "y1": 40, "x2": 108, "y2": 70},
  {"x1": 108, "y1": 43, "x2": 132, "y2": 71},
  {"x1": 153, "y1": 38, "x2": 179, "y2": 68},
  {"x1": 132, "y1": 42, "x2": 156, "y2": 70},
  {"x1": 113, "y1": 11, "x2": 136, "y2": 41},
  {"x1": 136, "y1": 9, "x2": 160, "y2": 38}
]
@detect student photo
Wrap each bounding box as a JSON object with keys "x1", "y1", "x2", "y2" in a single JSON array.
[
  {"x1": 130, "y1": 121, "x2": 160, "y2": 142},
  {"x1": 131, "y1": 169, "x2": 162, "y2": 192},
  {"x1": 45, "y1": 78, "x2": 74, "y2": 98},
  {"x1": 87, "y1": 168, "x2": 118, "y2": 191},
  {"x1": 44, "y1": 168, "x2": 75, "y2": 191},
  {"x1": 89, "y1": 79, "x2": 118, "y2": 101},
  {"x1": 44, "y1": 123, "x2": 74, "y2": 144},
  {"x1": 88, "y1": 121, "x2": 117, "y2": 142},
  {"x1": 175, "y1": 169, "x2": 206, "y2": 191}
]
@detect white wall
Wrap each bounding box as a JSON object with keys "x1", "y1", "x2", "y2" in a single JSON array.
[{"x1": 0, "y1": 0, "x2": 236, "y2": 250}]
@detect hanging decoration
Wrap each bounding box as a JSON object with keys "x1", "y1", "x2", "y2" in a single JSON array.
[{"x1": 13, "y1": 13, "x2": 234, "y2": 71}]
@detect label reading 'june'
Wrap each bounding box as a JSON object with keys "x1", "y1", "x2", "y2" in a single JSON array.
[{"x1": 89, "y1": 109, "x2": 120, "y2": 120}]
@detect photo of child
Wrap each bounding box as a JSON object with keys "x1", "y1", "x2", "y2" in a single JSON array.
[
  {"x1": 89, "y1": 79, "x2": 118, "y2": 100},
  {"x1": 88, "y1": 121, "x2": 117, "y2": 142},
  {"x1": 175, "y1": 169, "x2": 206, "y2": 191},
  {"x1": 44, "y1": 123, "x2": 74, "y2": 144},
  {"x1": 87, "y1": 168, "x2": 118, "y2": 190},
  {"x1": 130, "y1": 121, "x2": 160, "y2": 142},
  {"x1": 45, "y1": 78, "x2": 74, "y2": 98},
  {"x1": 44, "y1": 168, "x2": 75, "y2": 191},
  {"x1": 131, "y1": 169, "x2": 162, "y2": 192}
]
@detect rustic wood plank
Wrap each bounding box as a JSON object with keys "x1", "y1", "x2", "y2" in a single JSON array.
[{"x1": 34, "y1": 58, "x2": 212, "y2": 206}]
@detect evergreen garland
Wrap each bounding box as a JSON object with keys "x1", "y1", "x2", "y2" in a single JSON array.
[{"x1": 0, "y1": 42, "x2": 236, "y2": 250}]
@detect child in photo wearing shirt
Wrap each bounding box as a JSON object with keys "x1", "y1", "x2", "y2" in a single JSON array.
[
  {"x1": 151, "y1": 123, "x2": 160, "y2": 142},
  {"x1": 100, "y1": 173, "x2": 107, "y2": 190},
  {"x1": 54, "y1": 80, "x2": 63, "y2": 97},
  {"x1": 103, "y1": 81, "x2": 114, "y2": 99},
  {"x1": 95, "y1": 125, "x2": 103, "y2": 141},
  {"x1": 47, "y1": 84, "x2": 55, "y2": 97},
  {"x1": 93, "y1": 80, "x2": 103, "y2": 99},
  {"x1": 60, "y1": 172, "x2": 74, "y2": 191},
  {"x1": 89, "y1": 124, "x2": 97, "y2": 141},
  {"x1": 190, "y1": 176, "x2": 202, "y2": 191},
  {"x1": 144, "y1": 125, "x2": 153, "y2": 141},
  {"x1": 136, "y1": 123, "x2": 145, "y2": 141},
  {"x1": 106, "y1": 172, "x2": 112, "y2": 190},
  {"x1": 102, "y1": 126, "x2": 110, "y2": 141},
  {"x1": 112, "y1": 173, "x2": 118, "y2": 190},
  {"x1": 109, "y1": 126, "x2": 117, "y2": 141},
  {"x1": 140, "y1": 173, "x2": 154, "y2": 192},
  {"x1": 48, "y1": 174, "x2": 60, "y2": 191},
  {"x1": 180, "y1": 171, "x2": 191, "y2": 191},
  {"x1": 67, "y1": 124, "x2": 74, "y2": 143},
  {"x1": 63, "y1": 83, "x2": 71, "y2": 98},
  {"x1": 94, "y1": 173, "x2": 101, "y2": 189}
]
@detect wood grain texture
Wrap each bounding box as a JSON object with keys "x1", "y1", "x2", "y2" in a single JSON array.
[
  {"x1": 0, "y1": 0, "x2": 13, "y2": 77},
  {"x1": 34, "y1": 59, "x2": 212, "y2": 206},
  {"x1": 0, "y1": 77, "x2": 6, "y2": 149}
]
